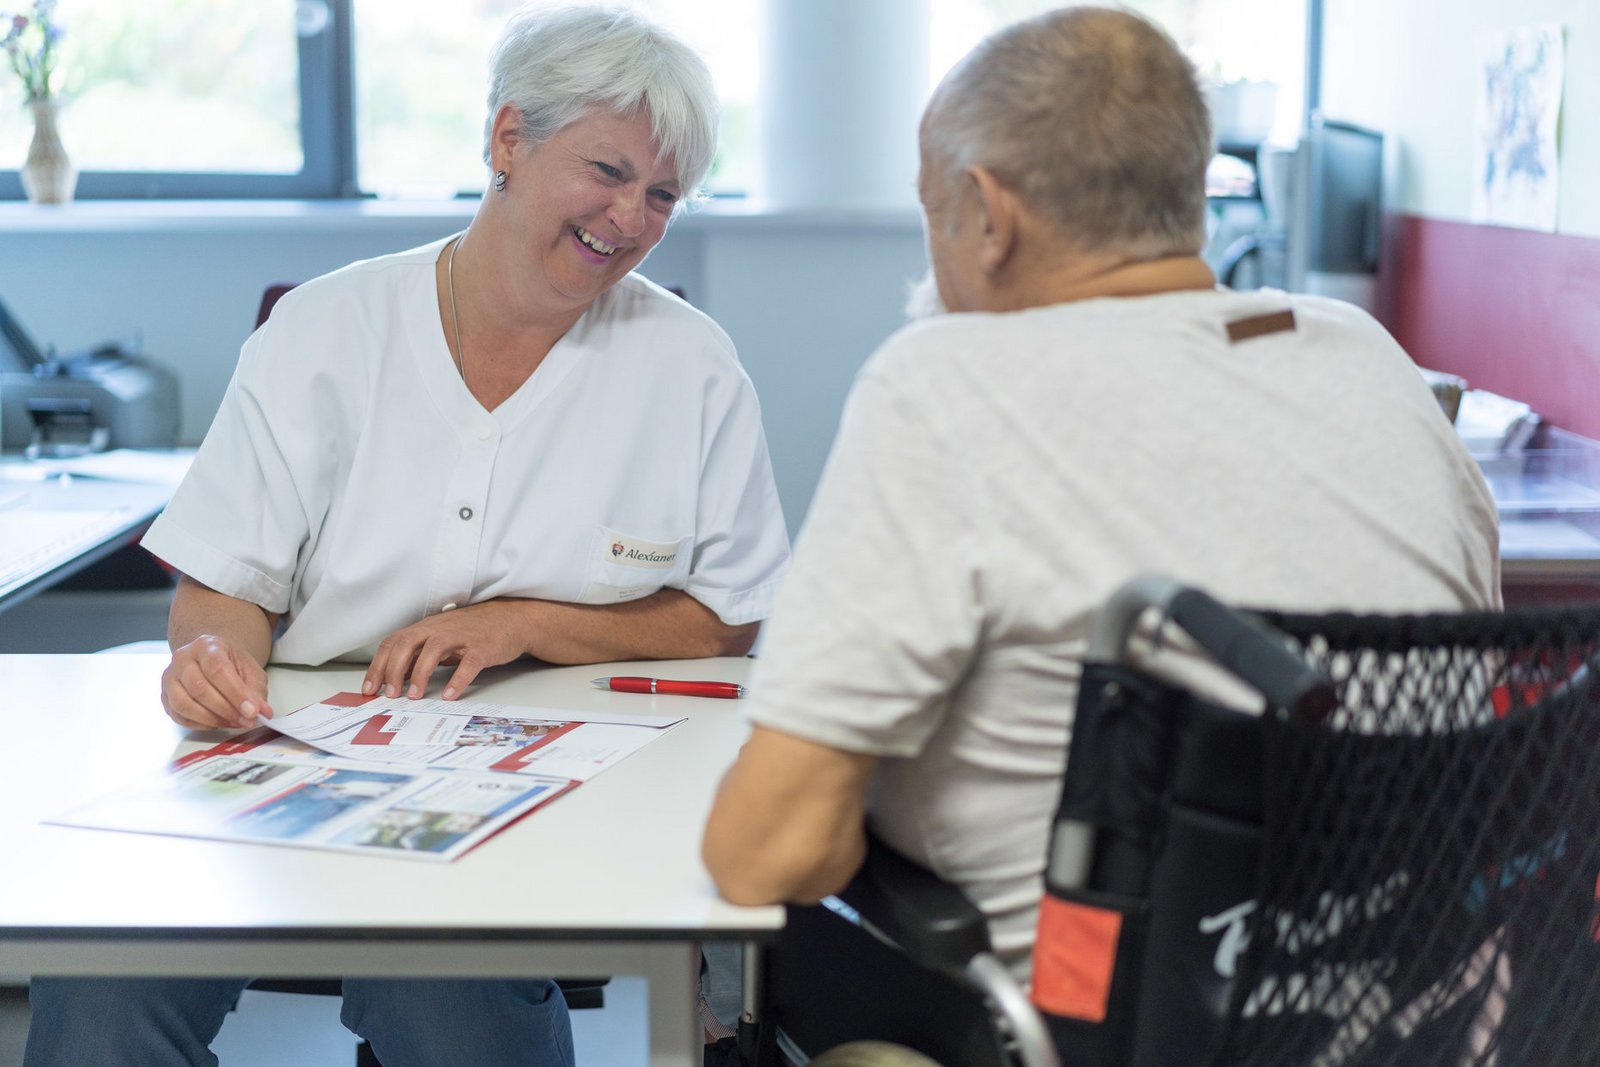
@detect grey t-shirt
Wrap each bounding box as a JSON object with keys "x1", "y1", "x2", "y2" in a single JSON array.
[{"x1": 745, "y1": 288, "x2": 1500, "y2": 981}]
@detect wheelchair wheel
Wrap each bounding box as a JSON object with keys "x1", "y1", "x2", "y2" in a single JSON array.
[{"x1": 806, "y1": 1041, "x2": 945, "y2": 1067}]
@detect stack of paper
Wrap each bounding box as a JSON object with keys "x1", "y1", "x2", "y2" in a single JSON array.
[{"x1": 1454, "y1": 389, "x2": 1541, "y2": 455}]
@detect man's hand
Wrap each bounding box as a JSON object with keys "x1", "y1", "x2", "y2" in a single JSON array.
[
  {"x1": 161, "y1": 633, "x2": 273, "y2": 730},
  {"x1": 363, "y1": 600, "x2": 532, "y2": 702}
]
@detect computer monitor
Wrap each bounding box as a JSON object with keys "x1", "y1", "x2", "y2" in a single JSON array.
[
  {"x1": 1306, "y1": 117, "x2": 1383, "y2": 272},
  {"x1": 1287, "y1": 114, "x2": 1384, "y2": 307}
]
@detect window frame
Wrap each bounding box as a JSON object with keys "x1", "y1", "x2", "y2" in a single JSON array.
[{"x1": 0, "y1": 0, "x2": 357, "y2": 200}]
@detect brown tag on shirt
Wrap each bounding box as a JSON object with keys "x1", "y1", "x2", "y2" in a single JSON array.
[{"x1": 1225, "y1": 309, "x2": 1296, "y2": 343}]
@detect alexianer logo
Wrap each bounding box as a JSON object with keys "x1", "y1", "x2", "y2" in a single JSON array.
[
  {"x1": 620, "y1": 547, "x2": 676, "y2": 563},
  {"x1": 602, "y1": 528, "x2": 681, "y2": 569}
]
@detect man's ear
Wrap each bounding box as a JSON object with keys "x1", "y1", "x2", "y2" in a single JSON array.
[
  {"x1": 489, "y1": 104, "x2": 524, "y2": 172},
  {"x1": 968, "y1": 165, "x2": 1019, "y2": 275}
]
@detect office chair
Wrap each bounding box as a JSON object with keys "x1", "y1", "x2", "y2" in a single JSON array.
[
  {"x1": 256, "y1": 282, "x2": 298, "y2": 329},
  {"x1": 753, "y1": 576, "x2": 1600, "y2": 1067}
]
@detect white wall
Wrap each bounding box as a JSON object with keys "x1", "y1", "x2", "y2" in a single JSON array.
[
  {"x1": 0, "y1": 202, "x2": 928, "y2": 540},
  {"x1": 1322, "y1": 0, "x2": 1600, "y2": 235},
  {"x1": 698, "y1": 216, "x2": 928, "y2": 540}
]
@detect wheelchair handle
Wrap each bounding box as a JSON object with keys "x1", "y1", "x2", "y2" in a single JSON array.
[
  {"x1": 1053, "y1": 578, "x2": 1337, "y2": 892},
  {"x1": 1086, "y1": 575, "x2": 1335, "y2": 721}
]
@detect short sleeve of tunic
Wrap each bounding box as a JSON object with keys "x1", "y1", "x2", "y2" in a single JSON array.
[
  {"x1": 680, "y1": 344, "x2": 791, "y2": 626},
  {"x1": 141, "y1": 299, "x2": 345, "y2": 615}
]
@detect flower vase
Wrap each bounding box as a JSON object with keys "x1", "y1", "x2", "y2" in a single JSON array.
[{"x1": 20, "y1": 99, "x2": 77, "y2": 205}]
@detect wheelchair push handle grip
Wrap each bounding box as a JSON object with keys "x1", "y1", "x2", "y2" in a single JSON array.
[{"x1": 1167, "y1": 588, "x2": 1335, "y2": 721}]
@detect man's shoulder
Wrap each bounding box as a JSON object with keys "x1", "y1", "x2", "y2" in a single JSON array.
[
  {"x1": 861, "y1": 305, "x2": 1111, "y2": 395},
  {"x1": 867, "y1": 311, "x2": 1014, "y2": 374},
  {"x1": 1266, "y1": 288, "x2": 1374, "y2": 319},
  {"x1": 859, "y1": 289, "x2": 1403, "y2": 387}
]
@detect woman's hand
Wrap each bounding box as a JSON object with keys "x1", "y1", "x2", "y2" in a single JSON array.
[
  {"x1": 161, "y1": 575, "x2": 278, "y2": 730},
  {"x1": 363, "y1": 591, "x2": 755, "y2": 703},
  {"x1": 162, "y1": 633, "x2": 274, "y2": 730},
  {"x1": 363, "y1": 601, "x2": 532, "y2": 702}
]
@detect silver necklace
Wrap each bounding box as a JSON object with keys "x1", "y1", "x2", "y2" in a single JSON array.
[{"x1": 446, "y1": 234, "x2": 468, "y2": 387}]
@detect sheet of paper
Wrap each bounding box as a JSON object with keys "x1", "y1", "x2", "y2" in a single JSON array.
[
  {"x1": 266, "y1": 692, "x2": 684, "y2": 781},
  {"x1": 0, "y1": 507, "x2": 134, "y2": 587},
  {"x1": 48, "y1": 751, "x2": 574, "y2": 862}
]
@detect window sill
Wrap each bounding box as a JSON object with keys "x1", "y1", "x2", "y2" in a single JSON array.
[
  {"x1": 0, "y1": 197, "x2": 923, "y2": 235},
  {"x1": 0, "y1": 198, "x2": 477, "y2": 234}
]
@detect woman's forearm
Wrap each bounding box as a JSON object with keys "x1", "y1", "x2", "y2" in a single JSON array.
[
  {"x1": 168, "y1": 574, "x2": 279, "y2": 666},
  {"x1": 517, "y1": 588, "x2": 757, "y2": 664}
]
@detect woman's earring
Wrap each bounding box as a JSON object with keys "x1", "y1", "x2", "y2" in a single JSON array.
[{"x1": 494, "y1": 170, "x2": 508, "y2": 192}]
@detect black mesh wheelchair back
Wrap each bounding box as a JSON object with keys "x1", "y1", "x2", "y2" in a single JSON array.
[{"x1": 1046, "y1": 603, "x2": 1600, "y2": 1067}]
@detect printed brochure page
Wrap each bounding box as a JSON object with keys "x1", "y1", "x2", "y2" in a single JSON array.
[
  {"x1": 49, "y1": 752, "x2": 575, "y2": 862},
  {"x1": 48, "y1": 692, "x2": 685, "y2": 861},
  {"x1": 265, "y1": 692, "x2": 684, "y2": 781}
]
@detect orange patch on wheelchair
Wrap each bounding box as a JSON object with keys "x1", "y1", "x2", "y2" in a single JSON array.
[{"x1": 1030, "y1": 895, "x2": 1122, "y2": 1022}]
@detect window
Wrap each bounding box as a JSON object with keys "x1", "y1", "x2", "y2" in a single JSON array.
[
  {"x1": 0, "y1": 0, "x2": 1304, "y2": 201},
  {"x1": 0, "y1": 0, "x2": 350, "y2": 198},
  {"x1": 0, "y1": 0, "x2": 754, "y2": 199},
  {"x1": 349, "y1": 0, "x2": 758, "y2": 197},
  {"x1": 932, "y1": 0, "x2": 1306, "y2": 147}
]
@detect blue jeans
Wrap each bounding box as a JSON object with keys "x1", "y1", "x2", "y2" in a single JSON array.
[
  {"x1": 24, "y1": 976, "x2": 573, "y2": 1067},
  {"x1": 699, "y1": 942, "x2": 743, "y2": 1032}
]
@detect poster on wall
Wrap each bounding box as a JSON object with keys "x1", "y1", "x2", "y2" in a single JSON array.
[{"x1": 1471, "y1": 24, "x2": 1564, "y2": 232}]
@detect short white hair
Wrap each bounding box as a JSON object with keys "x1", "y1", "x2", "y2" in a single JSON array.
[
  {"x1": 925, "y1": 6, "x2": 1211, "y2": 256},
  {"x1": 483, "y1": 5, "x2": 719, "y2": 205}
]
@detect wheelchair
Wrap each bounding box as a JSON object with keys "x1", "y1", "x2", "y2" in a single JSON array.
[{"x1": 746, "y1": 576, "x2": 1600, "y2": 1067}]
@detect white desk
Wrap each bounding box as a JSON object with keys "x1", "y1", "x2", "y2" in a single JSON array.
[
  {"x1": 0, "y1": 653, "x2": 780, "y2": 1067},
  {"x1": 0, "y1": 450, "x2": 190, "y2": 612},
  {"x1": 1478, "y1": 447, "x2": 1600, "y2": 598}
]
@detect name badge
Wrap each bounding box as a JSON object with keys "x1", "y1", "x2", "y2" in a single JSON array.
[{"x1": 601, "y1": 527, "x2": 681, "y2": 569}]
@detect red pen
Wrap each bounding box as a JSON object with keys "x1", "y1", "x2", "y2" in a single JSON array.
[{"x1": 592, "y1": 676, "x2": 745, "y2": 699}]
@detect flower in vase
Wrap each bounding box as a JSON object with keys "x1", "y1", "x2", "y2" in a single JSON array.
[{"x1": 1, "y1": 0, "x2": 66, "y2": 103}]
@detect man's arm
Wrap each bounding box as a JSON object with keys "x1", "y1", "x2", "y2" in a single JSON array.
[
  {"x1": 363, "y1": 588, "x2": 759, "y2": 700},
  {"x1": 702, "y1": 725, "x2": 878, "y2": 905},
  {"x1": 162, "y1": 574, "x2": 283, "y2": 729}
]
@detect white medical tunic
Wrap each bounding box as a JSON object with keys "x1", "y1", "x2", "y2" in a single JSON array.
[{"x1": 143, "y1": 237, "x2": 791, "y2": 665}]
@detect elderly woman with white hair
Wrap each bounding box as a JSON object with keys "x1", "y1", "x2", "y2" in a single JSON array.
[{"x1": 24, "y1": 7, "x2": 788, "y2": 1067}]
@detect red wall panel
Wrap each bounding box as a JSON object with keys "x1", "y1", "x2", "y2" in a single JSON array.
[{"x1": 1379, "y1": 214, "x2": 1600, "y2": 441}]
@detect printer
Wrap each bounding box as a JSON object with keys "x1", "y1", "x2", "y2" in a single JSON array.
[{"x1": 0, "y1": 295, "x2": 180, "y2": 454}]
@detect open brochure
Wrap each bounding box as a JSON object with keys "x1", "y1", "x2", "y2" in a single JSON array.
[
  {"x1": 263, "y1": 691, "x2": 685, "y2": 780},
  {"x1": 48, "y1": 691, "x2": 685, "y2": 862},
  {"x1": 50, "y1": 752, "x2": 576, "y2": 862}
]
